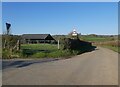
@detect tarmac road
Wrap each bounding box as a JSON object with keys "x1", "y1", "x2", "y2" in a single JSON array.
[{"x1": 2, "y1": 47, "x2": 118, "y2": 85}]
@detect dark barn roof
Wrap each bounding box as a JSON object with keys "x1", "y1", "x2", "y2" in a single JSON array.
[{"x1": 22, "y1": 34, "x2": 55, "y2": 40}]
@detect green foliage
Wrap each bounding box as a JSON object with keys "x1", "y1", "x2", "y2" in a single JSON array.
[
  {"x1": 62, "y1": 38, "x2": 93, "y2": 50},
  {"x1": 53, "y1": 35, "x2": 66, "y2": 44},
  {"x1": 2, "y1": 49, "x2": 11, "y2": 59},
  {"x1": 2, "y1": 35, "x2": 20, "y2": 48},
  {"x1": 47, "y1": 50, "x2": 62, "y2": 58},
  {"x1": 2, "y1": 34, "x2": 119, "y2": 59},
  {"x1": 62, "y1": 38, "x2": 71, "y2": 50},
  {"x1": 20, "y1": 44, "x2": 87, "y2": 58},
  {"x1": 2, "y1": 35, "x2": 21, "y2": 59},
  {"x1": 32, "y1": 52, "x2": 46, "y2": 58},
  {"x1": 2, "y1": 48, "x2": 21, "y2": 59}
]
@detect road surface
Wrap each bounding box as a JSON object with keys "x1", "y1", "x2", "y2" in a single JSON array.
[{"x1": 2, "y1": 47, "x2": 118, "y2": 85}]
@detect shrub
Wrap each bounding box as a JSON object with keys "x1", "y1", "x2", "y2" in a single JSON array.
[
  {"x1": 62, "y1": 38, "x2": 71, "y2": 50},
  {"x1": 32, "y1": 52, "x2": 46, "y2": 58},
  {"x1": 2, "y1": 49, "x2": 12, "y2": 59},
  {"x1": 62, "y1": 38, "x2": 92, "y2": 50},
  {"x1": 61, "y1": 50, "x2": 73, "y2": 57},
  {"x1": 47, "y1": 51, "x2": 62, "y2": 58}
]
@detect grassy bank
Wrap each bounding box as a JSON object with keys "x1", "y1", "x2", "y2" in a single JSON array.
[
  {"x1": 93, "y1": 41, "x2": 119, "y2": 53},
  {"x1": 2, "y1": 44, "x2": 78, "y2": 59},
  {"x1": 21, "y1": 44, "x2": 71, "y2": 58},
  {"x1": 100, "y1": 46, "x2": 119, "y2": 53},
  {"x1": 20, "y1": 44, "x2": 94, "y2": 58}
]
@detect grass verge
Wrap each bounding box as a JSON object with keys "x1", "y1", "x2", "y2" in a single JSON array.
[{"x1": 101, "y1": 45, "x2": 119, "y2": 53}]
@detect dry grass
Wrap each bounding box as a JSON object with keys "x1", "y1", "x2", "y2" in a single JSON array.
[{"x1": 93, "y1": 40, "x2": 120, "y2": 53}]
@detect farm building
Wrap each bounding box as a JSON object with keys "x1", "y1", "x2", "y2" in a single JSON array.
[{"x1": 21, "y1": 34, "x2": 56, "y2": 44}]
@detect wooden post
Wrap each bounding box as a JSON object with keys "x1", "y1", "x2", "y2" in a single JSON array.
[
  {"x1": 4, "y1": 40, "x2": 6, "y2": 49},
  {"x1": 36, "y1": 40, "x2": 38, "y2": 44},
  {"x1": 58, "y1": 40, "x2": 59, "y2": 49},
  {"x1": 17, "y1": 40, "x2": 20, "y2": 51},
  {"x1": 37, "y1": 40, "x2": 39, "y2": 44},
  {"x1": 44, "y1": 40, "x2": 45, "y2": 44}
]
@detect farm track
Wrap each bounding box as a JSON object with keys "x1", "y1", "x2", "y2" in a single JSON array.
[{"x1": 2, "y1": 47, "x2": 118, "y2": 85}]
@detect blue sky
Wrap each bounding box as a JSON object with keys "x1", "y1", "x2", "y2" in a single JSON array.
[{"x1": 2, "y1": 2, "x2": 118, "y2": 35}]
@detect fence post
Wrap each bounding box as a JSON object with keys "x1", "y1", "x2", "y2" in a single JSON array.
[{"x1": 58, "y1": 40, "x2": 59, "y2": 49}]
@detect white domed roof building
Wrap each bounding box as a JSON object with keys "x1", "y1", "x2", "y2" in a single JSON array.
[
  {"x1": 72, "y1": 29, "x2": 78, "y2": 36},
  {"x1": 69, "y1": 28, "x2": 79, "y2": 39}
]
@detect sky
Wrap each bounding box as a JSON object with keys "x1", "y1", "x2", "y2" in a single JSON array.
[{"x1": 2, "y1": 2, "x2": 118, "y2": 35}]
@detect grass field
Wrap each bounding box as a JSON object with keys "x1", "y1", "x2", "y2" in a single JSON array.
[
  {"x1": 2, "y1": 40, "x2": 96, "y2": 59},
  {"x1": 80, "y1": 36, "x2": 119, "y2": 53},
  {"x1": 80, "y1": 36, "x2": 115, "y2": 42},
  {"x1": 21, "y1": 44, "x2": 58, "y2": 51},
  {"x1": 81, "y1": 37, "x2": 106, "y2": 42},
  {"x1": 20, "y1": 44, "x2": 73, "y2": 58}
]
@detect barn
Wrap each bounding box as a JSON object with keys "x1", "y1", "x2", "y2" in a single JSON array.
[{"x1": 21, "y1": 34, "x2": 55, "y2": 44}]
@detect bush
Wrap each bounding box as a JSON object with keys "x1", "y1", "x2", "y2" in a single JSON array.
[
  {"x1": 62, "y1": 38, "x2": 71, "y2": 50},
  {"x1": 61, "y1": 50, "x2": 72, "y2": 57},
  {"x1": 2, "y1": 49, "x2": 12, "y2": 59},
  {"x1": 62, "y1": 38, "x2": 92, "y2": 50},
  {"x1": 10, "y1": 54, "x2": 20, "y2": 58},
  {"x1": 32, "y1": 52, "x2": 46, "y2": 58},
  {"x1": 2, "y1": 48, "x2": 21, "y2": 59},
  {"x1": 47, "y1": 51, "x2": 62, "y2": 58}
]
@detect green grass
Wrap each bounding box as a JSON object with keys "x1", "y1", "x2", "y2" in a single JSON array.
[
  {"x1": 80, "y1": 36, "x2": 115, "y2": 42},
  {"x1": 20, "y1": 44, "x2": 74, "y2": 58},
  {"x1": 3, "y1": 44, "x2": 79, "y2": 59},
  {"x1": 83, "y1": 38, "x2": 106, "y2": 42},
  {"x1": 20, "y1": 43, "x2": 95, "y2": 58},
  {"x1": 21, "y1": 44, "x2": 58, "y2": 51},
  {"x1": 3, "y1": 42, "x2": 96, "y2": 59},
  {"x1": 32, "y1": 50, "x2": 72, "y2": 58},
  {"x1": 32, "y1": 52, "x2": 47, "y2": 58}
]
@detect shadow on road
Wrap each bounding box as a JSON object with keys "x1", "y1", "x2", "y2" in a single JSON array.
[
  {"x1": 86, "y1": 46, "x2": 97, "y2": 52},
  {"x1": 2, "y1": 58, "x2": 59, "y2": 69},
  {"x1": 79, "y1": 45, "x2": 97, "y2": 54}
]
